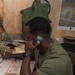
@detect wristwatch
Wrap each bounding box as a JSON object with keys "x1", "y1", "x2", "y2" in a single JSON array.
[{"x1": 23, "y1": 52, "x2": 31, "y2": 57}]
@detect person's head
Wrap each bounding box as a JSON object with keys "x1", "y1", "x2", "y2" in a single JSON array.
[{"x1": 24, "y1": 17, "x2": 52, "y2": 41}]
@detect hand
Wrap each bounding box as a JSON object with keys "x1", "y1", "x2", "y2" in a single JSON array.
[{"x1": 25, "y1": 41, "x2": 40, "y2": 54}]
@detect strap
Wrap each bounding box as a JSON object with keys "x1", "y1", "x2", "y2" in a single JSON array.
[
  {"x1": 32, "y1": 0, "x2": 51, "y2": 14},
  {"x1": 35, "y1": 0, "x2": 41, "y2": 3},
  {"x1": 32, "y1": 0, "x2": 40, "y2": 6},
  {"x1": 44, "y1": 0, "x2": 51, "y2": 14}
]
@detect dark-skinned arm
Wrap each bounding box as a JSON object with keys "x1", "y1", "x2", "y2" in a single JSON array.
[
  {"x1": 20, "y1": 41, "x2": 40, "y2": 75},
  {"x1": 20, "y1": 56, "x2": 40, "y2": 75},
  {"x1": 20, "y1": 56, "x2": 31, "y2": 75}
]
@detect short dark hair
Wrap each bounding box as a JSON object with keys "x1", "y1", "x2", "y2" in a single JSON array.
[{"x1": 25, "y1": 17, "x2": 52, "y2": 35}]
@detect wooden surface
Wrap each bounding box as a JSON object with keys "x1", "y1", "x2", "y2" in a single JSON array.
[
  {"x1": 0, "y1": 41, "x2": 34, "y2": 75},
  {"x1": 0, "y1": 0, "x2": 75, "y2": 38},
  {"x1": 0, "y1": 58, "x2": 35, "y2": 75}
]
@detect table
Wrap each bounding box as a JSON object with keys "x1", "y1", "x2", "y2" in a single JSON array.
[
  {"x1": 0, "y1": 40, "x2": 35, "y2": 75},
  {"x1": 0, "y1": 58, "x2": 35, "y2": 75}
]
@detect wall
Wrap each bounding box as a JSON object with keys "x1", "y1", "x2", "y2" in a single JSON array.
[
  {"x1": 0, "y1": 0, "x2": 75, "y2": 38},
  {"x1": 4, "y1": 0, "x2": 34, "y2": 33},
  {"x1": 0, "y1": 0, "x2": 3, "y2": 17},
  {"x1": 0, "y1": 0, "x2": 4, "y2": 39},
  {"x1": 48, "y1": 0, "x2": 75, "y2": 38}
]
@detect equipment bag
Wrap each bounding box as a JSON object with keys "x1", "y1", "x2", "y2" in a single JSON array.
[{"x1": 20, "y1": 0, "x2": 51, "y2": 39}]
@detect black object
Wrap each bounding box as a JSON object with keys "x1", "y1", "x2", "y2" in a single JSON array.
[
  {"x1": 0, "y1": 52, "x2": 33, "y2": 60},
  {"x1": 22, "y1": 52, "x2": 31, "y2": 57},
  {"x1": 6, "y1": 43, "x2": 17, "y2": 49},
  {"x1": 73, "y1": 65, "x2": 75, "y2": 75},
  {"x1": 61, "y1": 43, "x2": 75, "y2": 75},
  {"x1": 61, "y1": 43, "x2": 75, "y2": 53},
  {"x1": 33, "y1": 35, "x2": 43, "y2": 45},
  {"x1": 0, "y1": 53, "x2": 26, "y2": 60}
]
